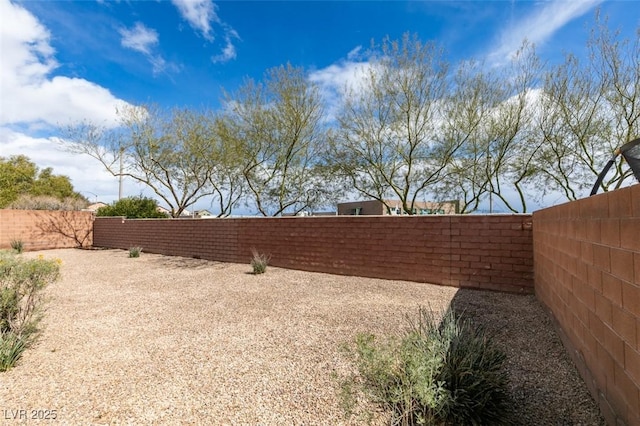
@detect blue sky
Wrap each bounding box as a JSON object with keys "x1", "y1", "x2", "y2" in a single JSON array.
[{"x1": 1, "y1": 0, "x2": 638, "y2": 212}]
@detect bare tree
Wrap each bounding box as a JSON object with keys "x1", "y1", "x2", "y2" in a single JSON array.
[
  {"x1": 431, "y1": 60, "x2": 503, "y2": 213},
  {"x1": 536, "y1": 54, "x2": 608, "y2": 200},
  {"x1": 441, "y1": 42, "x2": 544, "y2": 213},
  {"x1": 589, "y1": 13, "x2": 640, "y2": 189},
  {"x1": 65, "y1": 105, "x2": 236, "y2": 217},
  {"x1": 218, "y1": 64, "x2": 333, "y2": 216},
  {"x1": 485, "y1": 43, "x2": 543, "y2": 213},
  {"x1": 535, "y1": 14, "x2": 640, "y2": 199},
  {"x1": 331, "y1": 33, "x2": 460, "y2": 214}
]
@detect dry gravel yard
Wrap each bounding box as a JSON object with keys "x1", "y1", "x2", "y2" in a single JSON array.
[{"x1": 1, "y1": 249, "x2": 603, "y2": 425}]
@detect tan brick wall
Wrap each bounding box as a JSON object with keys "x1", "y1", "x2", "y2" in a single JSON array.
[
  {"x1": 94, "y1": 214, "x2": 534, "y2": 292},
  {"x1": 0, "y1": 210, "x2": 94, "y2": 251},
  {"x1": 534, "y1": 184, "x2": 640, "y2": 426}
]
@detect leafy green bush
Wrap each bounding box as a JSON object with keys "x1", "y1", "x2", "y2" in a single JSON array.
[
  {"x1": 250, "y1": 248, "x2": 270, "y2": 274},
  {"x1": 96, "y1": 196, "x2": 168, "y2": 219},
  {"x1": 0, "y1": 251, "x2": 60, "y2": 371},
  {"x1": 129, "y1": 247, "x2": 142, "y2": 258},
  {"x1": 348, "y1": 307, "x2": 511, "y2": 425},
  {"x1": 0, "y1": 155, "x2": 86, "y2": 209},
  {"x1": 10, "y1": 239, "x2": 23, "y2": 254}
]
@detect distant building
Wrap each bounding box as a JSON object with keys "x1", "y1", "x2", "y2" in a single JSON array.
[
  {"x1": 337, "y1": 199, "x2": 459, "y2": 216},
  {"x1": 195, "y1": 210, "x2": 213, "y2": 218},
  {"x1": 156, "y1": 206, "x2": 171, "y2": 216},
  {"x1": 309, "y1": 211, "x2": 338, "y2": 216},
  {"x1": 84, "y1": 202, "x2": 108, "y2": 213},
  {"x1": 157, "y1": 207, "x2": 194, "y2": 217}
]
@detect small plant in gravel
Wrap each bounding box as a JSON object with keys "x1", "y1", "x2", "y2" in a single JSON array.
[
  {"x1": 250, "y1": 248, "x2": 270, "y2": 274},
  {"x1": 0, "y1": 250, "x2": 60, "y2": 371},
  {"x1": 343, "y1": 307, "x2": 511, "y2": 425},
  {"x1": 128, "y1": 247, "x2": 143, "y2": 258},
  {"x1": 0, "y1": 333, "x2": 27, "y2": 372},
  {"x1": 10, "y1": 239, "x2": 23, "y2": 254}
]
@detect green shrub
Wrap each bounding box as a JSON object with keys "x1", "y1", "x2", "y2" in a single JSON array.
[
  {"x1": 250, "y1": 248, "x2": 270, "y2": 274},
  {"x1": 349, "y1": 307, "x2": 511, "y2": 425},
  {"x1": 96, "y1": 196, "x2": 169, "y2": 218},
  {"x1": 10, "y1": 239, "x2": 23, "y2": 254},
  {"x1": 0, "y1": 251, "x2": 60, "y2": 371},
  {"x1": 128, "y1": 247, "x2": 143, "y2": 258}
]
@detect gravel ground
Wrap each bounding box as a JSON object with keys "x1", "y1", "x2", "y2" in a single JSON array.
[{"x1": 1, "y1": 249, "x2": 603, "y2": 425}]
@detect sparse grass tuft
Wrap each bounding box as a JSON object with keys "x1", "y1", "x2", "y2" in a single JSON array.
[
  {"x1": 10, "y1": 240, "x2": 23, "y2": 254},
  {"x1": 128, "y1": 247, "x2": 143, "y2": 258},
  {"x1": 0, "y1": 333, "x2": 27, "y2": 372},
  {"x1": 250, "y1": 248, "x2": 270, "y2": 274}
]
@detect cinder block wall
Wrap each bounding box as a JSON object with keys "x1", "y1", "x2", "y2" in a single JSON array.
[
  {"x1": 534, "y1": 184, "x2": 640, "y2": 426},
  {"x1": 94, "y1": 214, "x2": 534, "y2": 292},
  {"x1": 0, "y1": 210, "x2": 94, "y2": 250}
]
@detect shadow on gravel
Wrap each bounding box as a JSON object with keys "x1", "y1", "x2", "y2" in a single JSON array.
[
  {"x1": 449, "y1": 289, "x2": 605, "y2": 426},
  {"x1": 145, "y1": 254, "x2": 230, "y2": 270}
]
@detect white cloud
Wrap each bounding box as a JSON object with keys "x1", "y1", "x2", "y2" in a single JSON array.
[
  {"x1": 0, "y1": 0, "x2": 130, "y2": 128},
  {"x1": 309, "y1": 60, "x2": 372, "y2": 93},
  {"x1": 0, "y1": 0, "x2": 142, "y2": 204},
  {"x1": 0, "y1": 128, "x2": 149, "y2": 203},
  {"x1": 212, "y1": 28, "x2": 240, "y2": 63},
  {"x1": 308, "y1": 58, "x2": 375, "y2": 122},
  {"x1": 171, "y1": 0, "x2": 219, "y2": 41},
  {"x1": 171, "y1": 0, "x2": 240, "y2": 64},
  {"x1": 488, "y1": 0, "x2": 604, "y2": 64},
  {"x1": 118, "y1": 22, "x2": 178, "y2": 75},
  {"x1": 347, "y1": 45, "x2": 362, "y2": 60},
  {"x1": 1, "y1": 74, "x2": 130, "y2": 128},
  {"x1": 119, "y1": 22, "x2": 158, "y2": 55}
]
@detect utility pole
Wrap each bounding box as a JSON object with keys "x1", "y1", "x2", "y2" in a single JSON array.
[
  {"x1": 118, "y1": 146, "x2": 123, "y2": 200},
  {"x1": 488, "y1": 154, "x2": 493, "y2": 214}
]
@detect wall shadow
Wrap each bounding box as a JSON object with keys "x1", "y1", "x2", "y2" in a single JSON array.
[
  {"x1": 447, "y1": 289, "x2": 605, "y2": 426},
  {"x1": 144, "y1": 253, "x2": 231, "y2": 271},
  {"x1": 33, "y1": 210, "x2": 93, "y2": 249}
]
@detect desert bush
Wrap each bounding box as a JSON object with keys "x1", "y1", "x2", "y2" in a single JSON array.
[
  {"x1": 8, "y1": 194, "x2": 88, "y2": 211},
  {"x1": 347, "y1": 307, "x2": 511, "y2": 425},
  {"x1": 250, "y1": 248, "x2": 270, "y2": 274},
  {"x1": 128, "y1": 247, "x2": 143, "y2": 258},
  {"x1": 435, "y1": 312, "x2": 511, "y2": 425},
  {"x1": 10, "y1": 239, "x2": 23, "y2": 254},
  {"x1": 0, "y1": 251, "x2": 60, "y2": 371}
]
